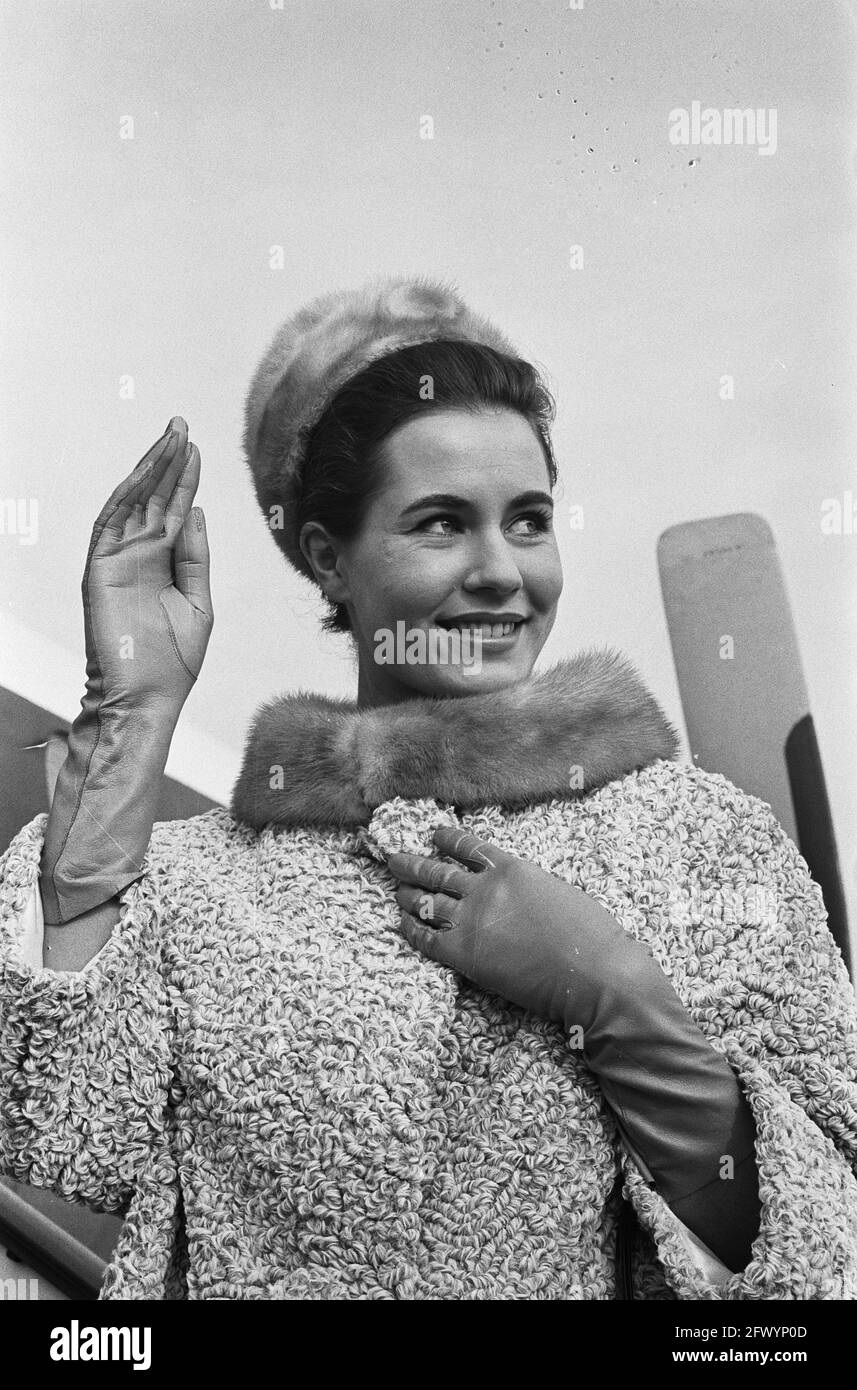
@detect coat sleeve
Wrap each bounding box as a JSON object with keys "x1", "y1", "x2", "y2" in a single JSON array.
[
  {"x1": 620, "y1": 779, "x2": 857, "y2": 1300},
  {"x1": 0, "y1": 814, "x2": 173, "y2": 1214}
]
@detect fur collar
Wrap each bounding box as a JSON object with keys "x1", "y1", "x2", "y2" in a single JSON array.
[{"x1": 229, "y1": 645, "x2": 680, "y2": 830}]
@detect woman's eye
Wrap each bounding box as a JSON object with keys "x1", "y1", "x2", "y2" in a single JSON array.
[
  {"x1": 513, "y1": 510, "x2": 553, "y2": 534},
  {"x1": 419, "y1": 514, "x2": 459, "y2": 535},
  {"x1": 418, "y1": 510, "x2": 553, "y2": 536}
]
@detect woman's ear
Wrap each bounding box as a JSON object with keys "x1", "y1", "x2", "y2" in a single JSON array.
[{"x1": 298, "y1": 521, "x2": 350, "y2": 606}]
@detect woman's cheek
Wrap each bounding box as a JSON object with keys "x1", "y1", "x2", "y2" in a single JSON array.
[
  {"x1": 371, "y1": 578, "x2": 437, "y2": 626},
  {"x1": 392, "y1": 552, "x2": 459, "y2": 608},
  {"x1": 522, "y1": 545, "x2": 564, "y2": 609}
]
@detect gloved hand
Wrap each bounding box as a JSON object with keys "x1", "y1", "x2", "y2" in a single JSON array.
[
  {"x1": 39, "y1": 418, "x2": 214, "y2": 925},
  {"x1": 388, "y1": 824, "x2": 760, "y2": 1272}
]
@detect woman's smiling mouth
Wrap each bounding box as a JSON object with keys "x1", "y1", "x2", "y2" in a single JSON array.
[
  {"x1": 436, "y1": 613, "x2": 528, "y2": 639},
  {"x1": 434, "y1": 615, "x2": 527, "y2": 643}
]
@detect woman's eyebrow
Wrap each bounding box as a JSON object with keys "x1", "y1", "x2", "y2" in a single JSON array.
[{"x1": 399, "y1": 490, "x2": 554, "y2": 518}]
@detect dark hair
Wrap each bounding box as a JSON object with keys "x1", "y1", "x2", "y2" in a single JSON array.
[{"x1": 297, "y1": 338, "x2": 558, "y2": 635}]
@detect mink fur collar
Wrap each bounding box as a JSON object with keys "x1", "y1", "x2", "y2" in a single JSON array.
[{"x1": 229, "y1": 645, "x2": 680, "y2": 831}]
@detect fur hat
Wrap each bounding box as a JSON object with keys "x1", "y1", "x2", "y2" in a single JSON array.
[{"x1": 243, "y1": 274, "x2": 519, "y2": 582}]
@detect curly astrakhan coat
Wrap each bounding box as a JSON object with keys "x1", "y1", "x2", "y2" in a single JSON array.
[{"x1": 1, "y1": 647, "x2": 856, "y2": 1300}]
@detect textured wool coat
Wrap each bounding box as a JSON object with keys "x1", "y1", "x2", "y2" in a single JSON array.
[{"x1": 1, "y1": 648, "x2": 856, "y2": 1300}]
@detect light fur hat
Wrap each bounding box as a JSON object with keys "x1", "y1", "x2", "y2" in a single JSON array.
[{"x1": 243, "y1": 273, "x2": 518, "y2": 581}]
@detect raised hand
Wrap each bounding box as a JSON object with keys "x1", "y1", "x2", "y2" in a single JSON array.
[
  {"x1": 40, "y1": 417, "x2": 213, "y2": 929},
  {"x1": 82, "y1": 416, "x2": 213, "y2": 714}
]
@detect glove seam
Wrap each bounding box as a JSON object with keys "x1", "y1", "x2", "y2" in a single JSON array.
[
  {"x1": 157, "y1": 584, "x2": 197, "y2": 683},
  {"x1": 47, "y1": 586, "x2": 108, "y2": 923}
]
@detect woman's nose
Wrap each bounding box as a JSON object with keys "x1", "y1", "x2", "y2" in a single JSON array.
[{"x1": 461, "y1": 532, "x2": 525, "y2": 593}]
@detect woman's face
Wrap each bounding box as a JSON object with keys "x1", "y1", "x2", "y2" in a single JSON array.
[{"x1": 334, "y1": 406, "x2": 564, "y2": 704}]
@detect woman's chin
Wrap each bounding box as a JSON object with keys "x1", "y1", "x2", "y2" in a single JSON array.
[{"x1": 397, "y1": 651, "x2": 537, "y2": 698}]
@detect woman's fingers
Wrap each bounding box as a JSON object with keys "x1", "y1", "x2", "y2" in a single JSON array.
[
  {"x1": 144, "y1": 418, "x2": 194, "y2": 530},
  {"x1": 431, "y1": 825, "x2": 501, "y2": 871},
  {"x1": 397, "y1": 898, "x2": 463, "y2": 969},
  {"x1": 90, "y1": 424, "x2": 181, "y2": 548},
  {"x1": 395, "y1": 883, "x2": 460, "y2": 929},
  {"x1": 398, "y1": 911, "x2": 453, "y2": 965},
  {"x1": 385, "y1": 850, "x2": 472, "y2": 898},
  {"x1": 173, "y1": 506, "x2": 213, "y2": 618},
  {"x1": 91, "y1": 418, "x2": 201, "y2": 554},
  {"x1": 162, "y1": 440, "x2": 201, "y2": 543}
]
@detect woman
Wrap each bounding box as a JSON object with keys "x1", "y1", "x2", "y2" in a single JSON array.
[{"x1": 2, "y1": 276, "x2": 856, "y2": 1300}]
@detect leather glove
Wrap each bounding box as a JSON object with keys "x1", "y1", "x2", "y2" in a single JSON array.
[
  {"x1": 388, "y1": 824, "x2": 760, "y2": 1272},
  {"x1": 39, "y1": 418, "x2": 214, "y2": 925}
]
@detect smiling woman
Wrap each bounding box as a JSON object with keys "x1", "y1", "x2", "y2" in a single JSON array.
[
  {"x1": 1, "y1": 275, "x2": 856, "y2": 1302},
  {"x1": 299, "y1": 399, "x2": 563, "y2": 703},
  {"x1": 275, "y1": 327, "x2": 561, "y2": 665}
]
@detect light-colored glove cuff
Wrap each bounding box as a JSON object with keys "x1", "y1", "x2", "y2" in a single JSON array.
[{"x1": 39, "y1": 701, "x2": 178, "y2": 925}]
